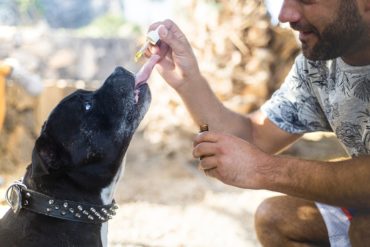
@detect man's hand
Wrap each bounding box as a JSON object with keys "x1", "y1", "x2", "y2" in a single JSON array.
[
  {"x1": 193, "y1": 131, "x2": 272, "y2": 189},
  {"x1": 147, "y1": 19, "x2": 202, "y2": 90}
]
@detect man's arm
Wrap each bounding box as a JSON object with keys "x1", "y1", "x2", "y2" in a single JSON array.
[
  {"x1": 150, "y1": 20, "x2": 370, "y2": 209},
  {"x1": 194, "y1": 130, "x2": 370, "y2": 209},
  {"x1": 148, "y1": 20, "x2": 301, "y2": 153},
  {"x1": 268, "y1": 155, "x2": 370, "y2": 209},
  {"x1": 246, "y1": 97, "x2": 370, "y2": 209},
  {"x1": 185, "y1": 79, "x2": 370, "y2": 209},
  {"x1": 170, "y1": 70, "x2": 302, "y2": 154}
]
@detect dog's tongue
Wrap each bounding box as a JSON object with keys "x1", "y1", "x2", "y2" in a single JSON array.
[{"x1": 135, "y1": 55, "x2": 161, "y2": 86}]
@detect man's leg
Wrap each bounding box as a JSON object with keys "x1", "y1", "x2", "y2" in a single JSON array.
[
  {"x1": 254, "y1": 195, "x2": 330, "y2": 247},
  {"x1": 349, "y1": 212, "x2": 370, "y2": 247}
]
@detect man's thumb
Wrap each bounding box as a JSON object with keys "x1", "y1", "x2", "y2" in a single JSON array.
[
  {"x1": 157, "y1": 24, "x2": 187, "y2": 55},
  {"x1": 158, "y1": 25, "x2": 168, "y2": 39}
]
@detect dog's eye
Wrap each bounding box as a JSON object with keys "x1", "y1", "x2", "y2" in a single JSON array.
[{"x1": 84, "y1": 102, "x2": 92, "y2": 111}]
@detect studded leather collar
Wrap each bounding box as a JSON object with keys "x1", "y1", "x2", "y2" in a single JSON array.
[{"x1": 5, "y1": 180, "x2": 118, "y2": 225}]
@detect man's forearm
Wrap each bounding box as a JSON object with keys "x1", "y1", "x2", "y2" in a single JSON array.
[
  {"x1": 264, "y1": 155, "x2": 370, "y2": 209},
  {"x1": 176, "y1": 75, "x2": 253, "y2": 140}
]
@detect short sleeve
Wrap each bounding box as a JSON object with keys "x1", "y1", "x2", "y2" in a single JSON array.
[{"x1": 261, "y1": 55, "x2": 332, "y2": 134}]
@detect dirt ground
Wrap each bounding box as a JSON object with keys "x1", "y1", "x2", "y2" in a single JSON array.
[
  {"x1": 108, "y1": 133, "x2": 280, "y2": 247},
  {"x1": 0, "y1": 131, "x2": 347, "y2": 247}
]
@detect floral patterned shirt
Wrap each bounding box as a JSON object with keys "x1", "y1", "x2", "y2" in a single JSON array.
[{"x1": 261, "y1": 54, "x2": 370, "y2": 156}]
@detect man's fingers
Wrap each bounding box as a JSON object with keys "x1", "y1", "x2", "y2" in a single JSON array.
[
  {"x1": 197, "y1": 155, "x2": 218, "y2": 170},
  {"x1": 193, "y1": 131, "x2": 219, "y2": 147},
  {"x1": 193, "y1": 141, "x2": 218, "y2": 159},
  {"x1": 149, "y1": 20, "x2": 190, "y2": 56},
  {"x1": 203, "y1": 167, "x2": 219, "y2": 178}
]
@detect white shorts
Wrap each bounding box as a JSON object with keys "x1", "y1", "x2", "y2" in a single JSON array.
[{"x1": 315, "y1": 203, "x2": 352, "y2": 247}]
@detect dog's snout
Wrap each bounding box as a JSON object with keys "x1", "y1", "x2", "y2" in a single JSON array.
[
  {"x1": 114, "y1": 66, "x2": 125, "y2": 74},
  {"x1": 113, "y1": 66, "x2": 134, "y2": 78}
]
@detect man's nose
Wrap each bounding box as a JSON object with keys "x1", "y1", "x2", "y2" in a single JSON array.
[{"x1": 278, "y1": 0, "x2": 301, "y2": 23}]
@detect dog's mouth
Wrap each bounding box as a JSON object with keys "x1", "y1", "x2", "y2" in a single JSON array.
[{"x1": 134, "y1": 54, "x2": 160, "y2": 103}]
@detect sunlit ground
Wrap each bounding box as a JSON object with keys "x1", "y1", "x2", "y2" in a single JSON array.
[{"x1": 0, "y1": 131, "x2": 346, "y2": 246}]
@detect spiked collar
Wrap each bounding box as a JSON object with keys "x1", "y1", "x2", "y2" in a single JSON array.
[{"x1": 5, "y1": 179, "x2": 118, "y2": 224}]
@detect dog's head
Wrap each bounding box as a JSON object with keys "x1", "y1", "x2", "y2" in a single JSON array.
[{"x1": 29, "y1": 63, "x2": 155, "y2": 190}]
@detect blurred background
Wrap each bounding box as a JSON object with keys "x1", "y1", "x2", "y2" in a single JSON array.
[{"x1": 0, "y1": 0, "x2": 348, "y2": 246}]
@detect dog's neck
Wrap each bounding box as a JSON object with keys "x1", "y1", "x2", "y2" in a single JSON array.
[
  {"x1": 100, "y1": 163, "x2": 125, "y2": 247},
  {"x1": 22, "y1": 158, "x2": 125, "y2": 247},
  {"x1": 24, "y1": 176, "x2": 103, "y2": 206},
  {"x1": 24, "y1": 165, "x2": 116, "y2": 204}
]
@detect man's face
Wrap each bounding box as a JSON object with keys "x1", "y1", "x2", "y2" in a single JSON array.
[{"x1": 283, "y1": 0, "x2": 368, "y2": 61}]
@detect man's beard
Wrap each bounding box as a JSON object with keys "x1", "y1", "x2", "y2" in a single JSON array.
[{"x1": 297, "y1": 0, "x2": 368, "y2": 61}]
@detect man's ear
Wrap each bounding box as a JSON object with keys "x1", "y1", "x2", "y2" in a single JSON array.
[{"x1": 31, "y1": 133, "x2": 65, "y2": 178}]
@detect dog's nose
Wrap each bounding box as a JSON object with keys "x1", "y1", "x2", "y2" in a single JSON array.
[
  {"x1": 114, "y1": 66, "x2": 126, "y2": 74},
  {"x1": 113, "y1": 66, "x2": 135, "y2": 79}
]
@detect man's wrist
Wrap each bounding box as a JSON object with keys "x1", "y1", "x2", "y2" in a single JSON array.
[
  {"x1": 253, "y1": 153, "x2": 281, "y2": 190},
  {"x1": 258, "y1": 155, "x2": 325, "y2": 201},
  {"x1": 175, "y1": 73, "x2": 205, "y2": 94}
]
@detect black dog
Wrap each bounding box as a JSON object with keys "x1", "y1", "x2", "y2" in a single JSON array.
[{"x1": 0, "y1": 66, "x2": 151, "y2": 247}]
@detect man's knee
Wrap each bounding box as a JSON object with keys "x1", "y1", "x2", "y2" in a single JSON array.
[
  {"x1": 254, "y1": 196, "x2": 329, "y2": 247},
  {"x1": 255, "y1": 197, "x2": 281, "y2": 229},
  {"x1": 254, "y1": 196, "x2": 287, "y2": 244}
]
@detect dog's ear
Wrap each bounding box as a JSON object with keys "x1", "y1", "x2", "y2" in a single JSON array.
[{"x1": 31, "y1": 133, "x2": 65, "y2": 177}]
